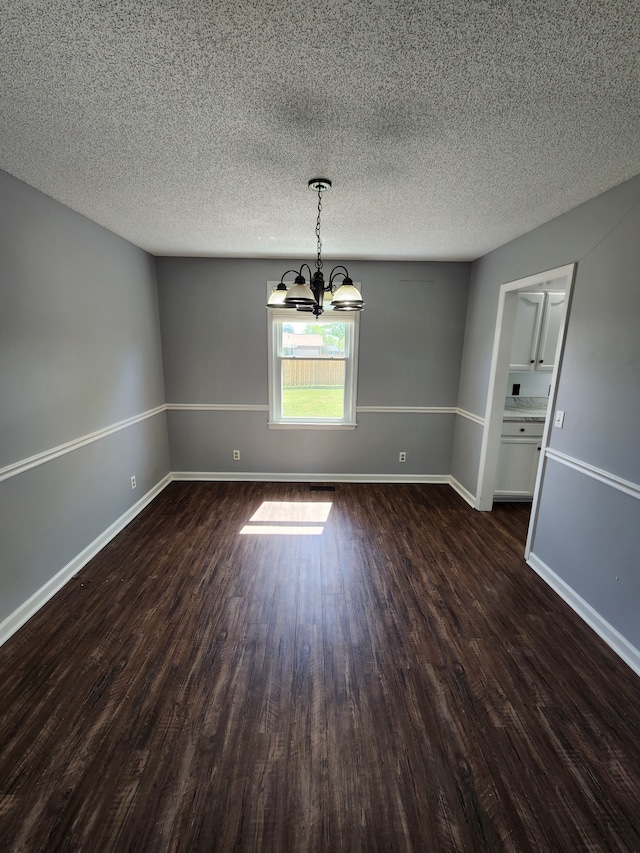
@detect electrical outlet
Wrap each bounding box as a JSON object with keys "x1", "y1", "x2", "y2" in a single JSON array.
[
  {"x1": 399, "y1": 452, "x2": 407, "y2": 463},
  {"x1": 233, "y1": 450, "x2": 240, "y2": 461},
  {"x1": 130, "y1": 475, "x2": 136, "y2": 490}
]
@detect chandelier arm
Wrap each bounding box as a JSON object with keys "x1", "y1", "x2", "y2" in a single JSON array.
[
  {"x1": 279, "y1": 265, "x2": 312, "y2": 285},
  {"x1": 298, "y1": 263, "x2": 312, "y2": 282},
  {"x1": 328, "y1": 265, "x2": 351, "y2": 288}
]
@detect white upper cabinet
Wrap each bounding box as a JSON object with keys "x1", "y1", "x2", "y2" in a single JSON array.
[
  {"x1": 536, "y1": 292, "x2": 566, "y2": 371},
  {"x1": 510, "y1": 291, "x2": 565, "y2": 372},
  {"x1": 510, "y1": 293, "x2": 544, "y2": 370}
]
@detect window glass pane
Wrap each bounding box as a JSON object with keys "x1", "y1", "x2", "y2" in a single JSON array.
[
  {"x1": 282, "y1": 359, "x2": 345, "y2": 419},
  {"x1": 280, "y1": 320, "x2": 348, "y2": 358}
]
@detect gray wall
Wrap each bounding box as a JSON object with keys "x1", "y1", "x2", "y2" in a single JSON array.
[
  {"x1": 453, "y1": 174, "x2": 640, "y2": 650},
  {"x1": 156, "y1": 258, "x2": 470, "y2": 477},
  {"x1": 0, "y1": 170, "x2": 170, "y2": 625}
]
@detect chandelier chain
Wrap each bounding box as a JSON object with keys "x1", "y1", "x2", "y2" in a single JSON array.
[{"x1": 315, "y1": 184, "x2": 323, "y2": 271}]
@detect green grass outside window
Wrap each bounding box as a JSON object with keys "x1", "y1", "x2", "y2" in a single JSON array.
[{"x1": 282, "y1": 387, "x2": 344, "y2": 419}]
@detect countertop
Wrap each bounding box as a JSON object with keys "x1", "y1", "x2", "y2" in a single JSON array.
[{"x1": 503, "y1": 395, "x2": 548, "y2": 423}]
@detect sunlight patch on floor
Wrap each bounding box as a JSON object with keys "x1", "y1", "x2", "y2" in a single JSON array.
[{"x1": 239, "y1": 501, "x2": 332, "y2": 535}]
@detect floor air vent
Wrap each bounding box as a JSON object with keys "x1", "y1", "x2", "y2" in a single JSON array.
[{"x1": 309, "y1": 485, "x2": 336, "y2": 491}]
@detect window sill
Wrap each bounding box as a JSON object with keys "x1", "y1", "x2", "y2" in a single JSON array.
[{"x1": 268, "y1": 422, "x2": 357, "y2": 430}]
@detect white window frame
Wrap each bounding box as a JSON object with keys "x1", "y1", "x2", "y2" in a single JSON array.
[{"x1": 267, "y1": 297, "x2": 360, "y2": 430}]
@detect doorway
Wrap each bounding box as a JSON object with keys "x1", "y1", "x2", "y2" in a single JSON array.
[{"x1": 475, "y1": 264, "x2": 576, "y2": 552}]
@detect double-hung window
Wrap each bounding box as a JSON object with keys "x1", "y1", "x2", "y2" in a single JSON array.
[{"x1": 268, "y1": 306, "x2": 360, "y2": 428}]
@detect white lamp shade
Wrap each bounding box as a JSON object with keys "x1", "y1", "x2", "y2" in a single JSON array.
[
  {"x1": 331, "y1": 282, "x2": 364, "y2": 310},
  {"x1": 285, "y1": 282, "x2": 315, "y2": 305},
  {"x1": 267, "y1": 287, "x2": 288, "y2": 306}
]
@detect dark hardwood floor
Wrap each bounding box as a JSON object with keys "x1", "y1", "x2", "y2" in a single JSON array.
[{"x1": 1, "y1": 482, "x2": 639, "y2": 852}]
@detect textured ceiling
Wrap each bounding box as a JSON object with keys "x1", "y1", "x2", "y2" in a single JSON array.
[{"x1": 1, "y1": 0, "x2": 639, "y2": 260}]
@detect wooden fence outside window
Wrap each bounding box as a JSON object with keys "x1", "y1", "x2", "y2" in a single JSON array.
[{"x1": 282, "y1": 359, "x2": 345, "y2": 388}]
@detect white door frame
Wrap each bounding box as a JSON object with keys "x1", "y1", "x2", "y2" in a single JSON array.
[{"x1": 475, "y1": 264, "x2": 576, "y2": 520}]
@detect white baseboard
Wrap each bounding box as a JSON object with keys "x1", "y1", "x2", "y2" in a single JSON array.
[
  {"x1": 527, "y1": 552, "x2": 640, "y2": 678},
  {"x1": 0, "y1": 474, "x2": 172, "y2": 648},
  {"x1": 171, "y1": 471, "x2": 450, "y2": 484},
  {"x1": 448, "y1": 476, "x2": 477, "y2": 507}
]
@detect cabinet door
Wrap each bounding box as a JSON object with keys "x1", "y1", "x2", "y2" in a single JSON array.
[
  {"x1": 495, "y1": 438, "x2": 541, "y2": 497},
  {"x1": 509, "y1": 293, "x2": 544, "y2": 371},
  {"x1": 535, "y1": 292, "x2": 565, "y2": 371}
]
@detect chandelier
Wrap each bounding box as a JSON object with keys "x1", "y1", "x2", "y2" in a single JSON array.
[{"x1": 267, "y1": 179, "x2": 364, "y2": 317}]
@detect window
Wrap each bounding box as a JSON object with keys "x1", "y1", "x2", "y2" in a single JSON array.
[{"x1": 268, "y1": 306, "x2": 360, "y2": 428}]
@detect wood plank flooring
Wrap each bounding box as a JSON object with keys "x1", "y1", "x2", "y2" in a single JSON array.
[{"x1": 1, "y1": 482, "x2": 639, "y2": 852}]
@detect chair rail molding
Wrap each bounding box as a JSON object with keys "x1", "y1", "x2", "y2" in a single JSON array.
[{"x1": 0, "y1": 405, "x2": 166, "y2": 483}]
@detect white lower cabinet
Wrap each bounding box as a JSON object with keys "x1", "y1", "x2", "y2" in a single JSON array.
[{"x1": 495, "y1": 421, "x2": 544, "y2": 498}]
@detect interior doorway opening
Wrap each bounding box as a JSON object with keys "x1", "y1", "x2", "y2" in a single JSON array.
[{"x1": 475, "y1": 264, "x2": 576, "y2": 553}]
